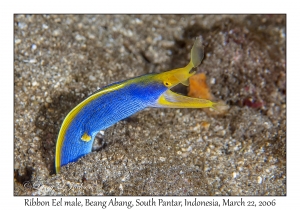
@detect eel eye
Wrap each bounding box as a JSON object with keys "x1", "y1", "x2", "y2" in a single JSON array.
[{"x1": 164, "y1": 81, "x2": 171, "y2": 87}]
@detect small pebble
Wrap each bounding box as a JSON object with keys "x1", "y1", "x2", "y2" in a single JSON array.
[
  {"x1": 232, "y1": 172, "x2": 238, "y2": 178},
  {"x1": 159, "y1": 157, "x2": 166, "y2": 162},
  {"x1": 15, "y1": 39, "x2": 22, "y2": 44},
  {"x1": 218, "y1": 130, "x2": 226, "y2": 136},
  {"x1": 201, "y1": 121, "x2": 210, "y2": 130},
  {"x1": 257, "y1": 176, "x2": 263, "y2": 184},
  {"x1": 42, "y1": 24, "x2": 49, "y2": 29},
  {"x1": 46, "y1": 97, "x2": 52, "y2": 103},
  {"x1": 18, "y1": 22, "x2": 27, "y2": 29},
  {"x1": 31, "y1": 44, "x2": 37, "y2": 50},
  {"x1": 89, "y1": 75, "x2": 96, "y2": 81},
  {"x1": 52, "y1": 29, "x2": 62, "y2": 36},
  {"x1": 210, "y1": 78, "x2": 216, "y2": 85},
  {"x1": 75, "y1": 34, "x2": 86, "y2": 41},
  {"x1": 119, "y1": 184, "x2": 123, "y2": 191}
]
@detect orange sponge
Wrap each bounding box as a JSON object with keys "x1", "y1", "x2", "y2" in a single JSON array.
[{"x1": 188, "y1": 73, "x2": 213, "y2": 100}]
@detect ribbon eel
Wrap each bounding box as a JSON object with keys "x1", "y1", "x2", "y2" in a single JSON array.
[{"x1": 55, "y1": 38, "x2": 216, "y2": 173}]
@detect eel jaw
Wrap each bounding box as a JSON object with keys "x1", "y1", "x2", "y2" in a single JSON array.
[{"x1": 156, "y1": 89, "x2": 216, "y2": 109}]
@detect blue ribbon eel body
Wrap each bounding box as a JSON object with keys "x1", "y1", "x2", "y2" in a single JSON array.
[{"x1": 55, "y1": 38, "x2": 216, "y2": 173}]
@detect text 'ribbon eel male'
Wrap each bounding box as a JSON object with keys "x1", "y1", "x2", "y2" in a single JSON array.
[{"x1": 55, "y1": 38, "x2": 217, "y2": 173}]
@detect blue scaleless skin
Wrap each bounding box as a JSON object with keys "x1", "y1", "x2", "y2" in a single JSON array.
[{"x1": 55, "y1": 38, "x2": 217, "y2": 173}]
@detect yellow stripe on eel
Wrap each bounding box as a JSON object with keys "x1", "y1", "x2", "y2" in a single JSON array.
[{"x1": 55, "y1": 82, "x2": 126, "y2": 173}]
